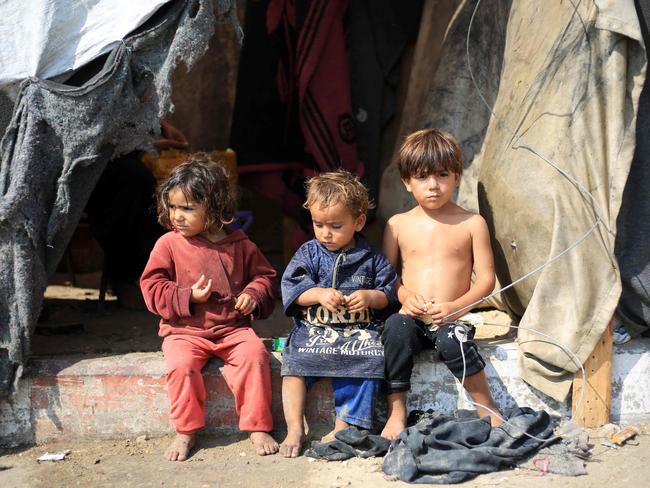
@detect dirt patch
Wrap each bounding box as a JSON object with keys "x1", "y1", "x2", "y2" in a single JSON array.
[{"x1": 1, "y1": 428, "x2": 649, "y2": 487}]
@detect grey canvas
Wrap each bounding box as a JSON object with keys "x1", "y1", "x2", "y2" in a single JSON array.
[{"x1": 0, "y1": 0, "x2": 238, "y2": 397}]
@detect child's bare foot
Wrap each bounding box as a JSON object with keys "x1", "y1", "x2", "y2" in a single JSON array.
[
  {"x1": 165, "y1": 433, "x2": 195, "y2": 461},
  {"x1": 250, "y1": 431, "x2": 279, "y2": 456},
  {"x1": 279, "y1": 430, "x2": 305, "y2": 458},
  {"x1": 381, "y1": 415, "x2": 406, "y2": 440},
  {"x1": 382, "y1": 391, "x2": 408, "y2": 440}
]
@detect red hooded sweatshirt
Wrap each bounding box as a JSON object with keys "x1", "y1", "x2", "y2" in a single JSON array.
[{"x1": 140, "y1": 230, "x2": 276, "y2": 340}]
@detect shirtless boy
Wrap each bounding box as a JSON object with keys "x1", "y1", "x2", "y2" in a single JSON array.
[{"x1": 381, "y1": 128, "x2": 503, "y2": 440}]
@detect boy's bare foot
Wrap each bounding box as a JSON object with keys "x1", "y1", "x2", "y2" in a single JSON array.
[
  {"x1": 165, "y1": 433, "x2": 195, "y2": 461},
  {"x1": 381, "y1": 415, "x2": 406, "y2": 440},
  {"x1": 250, "y1": 431, "x2": 279, "y2": 456},
  {"x1": 382, "y1": 391, "x2": 408, "y2": 440},
  {"x1": 279, "y1": 430, "x2": 305, "y2": 458}
]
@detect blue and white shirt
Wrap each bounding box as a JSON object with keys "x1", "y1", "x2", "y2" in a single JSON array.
[{"x1": 281, "y1": 234, "x2": 398, "y2": 378}]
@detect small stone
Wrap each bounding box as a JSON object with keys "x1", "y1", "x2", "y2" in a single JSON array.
[
  {"x1": 136, "y1": 434, "x2": 149, "y2": 444},
  {"x1": 239, "y1": 452, "x2": 246, "y2": 457},
  {"x1": 93, "y1": 458, "x2": 100, "y2": 464}
]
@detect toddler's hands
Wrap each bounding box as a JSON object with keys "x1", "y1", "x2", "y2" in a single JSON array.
[
  {"x1": 401, "y1": 292, "x2": 427, "y2": 317},
  {"x1": 190, "y1": 274, "x2": 212, "y2": 303},
  {"x1": 318, "y1": 288, "x2": 345, "y2": 313},
  {"x1": 428, "y1": 301, "x2": 458, "y2": 325},
  {"x1": 235, "y1": 293, "x2": 256, "y2": 316},
  {"x1": 345, "y1": 290, "x2": 372, "y2": 312}
]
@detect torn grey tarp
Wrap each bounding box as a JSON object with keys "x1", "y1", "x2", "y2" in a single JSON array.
[{"x1": 0, "y1": 0, "x2": 237, "y2": 397}]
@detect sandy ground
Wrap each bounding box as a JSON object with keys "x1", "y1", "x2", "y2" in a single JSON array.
[{"x1": 1, "y1": 427, "x2": 649, "y2": 488}]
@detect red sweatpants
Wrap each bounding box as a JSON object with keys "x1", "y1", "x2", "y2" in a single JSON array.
[{"x1": 161, "y1": 327, "x2": 273, "y2": 434}]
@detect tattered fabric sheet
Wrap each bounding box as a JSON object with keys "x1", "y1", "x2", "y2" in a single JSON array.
[
  {"x1": 382, "y1": 409, "x2": 555, "y2": 484},
  {"x1": 0, "y1": 0, "x2": 236, "y2": 396},
  {"x1": 230, "y1": 0, "x2": 419, "y2": 230},
  {"x1": 230, "y1": 0, "x2": 361, "y2": 230},
  {"x1": 379, "y1": 0, "x2": 646, "y2": 400}
]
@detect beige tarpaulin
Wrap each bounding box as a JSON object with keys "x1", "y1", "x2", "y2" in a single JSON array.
[{"x1": 379, "y1": 0, "x2": 646, "y2": 400}]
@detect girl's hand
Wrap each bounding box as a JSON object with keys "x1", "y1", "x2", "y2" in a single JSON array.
[
  {"x1": 235, "y1": 293, "x2": 256, "y2": 316},
  {"x1": 428, "y1": 301, "x2": 458, "y2": 325},
  {"x1": 318, "y1": 288, "x2": 345, "y2": 313},
  {"x1": 401, "y1": 292, "x2": 427, "y2": 317},
  {"x1": 345, "y1": 290, "x2": 372, "y2": 312},
  {"x1": 190, "y1": 274, "x2": 212, "y2": 303}
]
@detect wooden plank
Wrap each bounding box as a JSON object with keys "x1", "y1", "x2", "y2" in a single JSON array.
[{"x1": 572, "y1": 320, "x2": 613, "y2": 427}]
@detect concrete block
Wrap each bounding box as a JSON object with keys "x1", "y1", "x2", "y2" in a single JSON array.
[
  {"x1": 612, "y1": 338, "x2": 650, "y2": 424},
  {"x1": 27, "y1": 352, "x2": 333, "y2": 443},
  {"x1": 0, "y1": 337, "x2": 646, "y2": 445},
  {"x1": 409, "y1": 340, "x2": 570, "y2": 419}
]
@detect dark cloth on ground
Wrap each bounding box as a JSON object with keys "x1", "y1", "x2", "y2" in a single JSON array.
[
  {"x1": 381, "y1": 315, "x2": 485, "y2": 393},
  {"x1": 382, "y1": 408, "x2": 556, "y2": 484},
  {"x1": 304, "y1": 426, "x2": 390, "y2": 461}
]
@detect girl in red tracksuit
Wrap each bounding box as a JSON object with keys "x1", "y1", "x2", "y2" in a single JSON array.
[{"x1": 140, "y1": 154, "x2": 278, "y2": 461}]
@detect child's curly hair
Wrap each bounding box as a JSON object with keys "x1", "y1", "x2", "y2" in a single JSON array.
[
  {"x1": 157, "y1": 153, "x2": 235, "y2": 232},
  {"x1": 303, "y1": 170, "x2": 374, "y2": 217},
  {"x1": 397, "y1": 128, "x2": 463, "y2": 179}
]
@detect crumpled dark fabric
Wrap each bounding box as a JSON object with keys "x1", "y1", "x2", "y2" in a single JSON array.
[
  {"x1": 0, "y1": 0, "x2": 236, "y2": 397},
  {"x1": 382, "y1": 407, "x2": 556, "y2": 484},
  {"x1": 304, "y1": 426, "x2": 390, "y2": 461}
]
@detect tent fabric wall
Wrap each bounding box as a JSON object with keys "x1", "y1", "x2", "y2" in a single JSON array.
[
  {"x1": 378, "y1": 0, "x2": 646, "y2": 400},
  {"x1": 0, "y1": 0, "x2": 236, "y2": 398}
]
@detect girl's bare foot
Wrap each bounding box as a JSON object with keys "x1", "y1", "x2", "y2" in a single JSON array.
[
  {"x1": 250, "y1": 431, "x2": 279, "y2": 456},
  {"x1": 165, "y1": 433, "x2": 195, "y2": 461},
  {"x1": 279, "y1": 430, "x2": 305, "y2": 458}
]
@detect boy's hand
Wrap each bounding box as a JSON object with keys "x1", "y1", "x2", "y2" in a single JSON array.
[
  {"x1": 345, "y1": 290, "x2": 372, "y2": 312},
  {"x1": 318, "y1": 288, "x2": 345, "y2": 313},
  {"x1": 235, "y1": 293, "x2": 257, "y2": 316},
  {"x1": 401, "y1": 292, "x2": 427, "y2": 317},
  {"x1": 190, "y1": 274, "x2": 212, "y2": 303},
  {"x1": 428, "y1": 301, "x2": 458, "y2": 325}
]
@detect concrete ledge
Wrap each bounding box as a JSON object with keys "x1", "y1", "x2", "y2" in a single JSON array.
[
  {"x1": 1, "y1": 338, "x2": 648, "y2": 446},
  {"x1": 25, "y1": 352, "x2": 333, "y2": 445}
]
